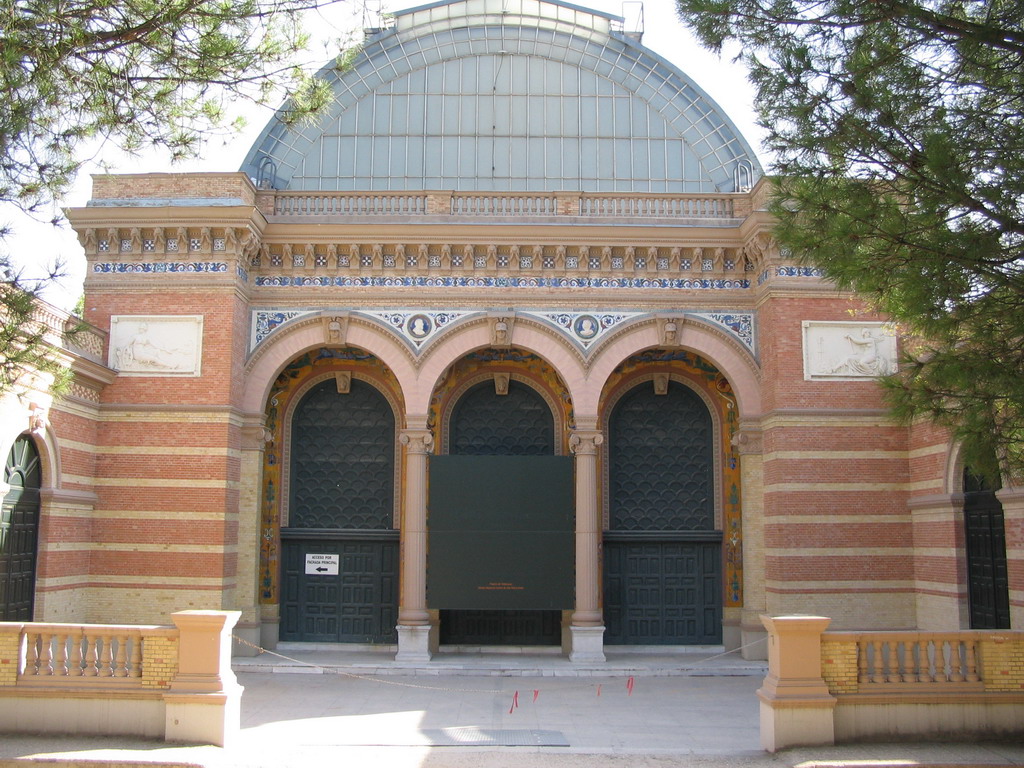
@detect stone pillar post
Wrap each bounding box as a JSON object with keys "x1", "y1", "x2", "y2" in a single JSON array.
[
  {"x1": 568, "y1": 429, "x2": 605, "y2": 662},
  {"x1": 757, "y1": 615, "x2": 836, "y2": 752},
  {"x1": 238, "y1": 419, "x2": 271, "y2": 655},
  {"x1": 164, "y1": 610, "x2": 242, "y2": 747},
  {"x1": 995, "y1": 484, "x2": 1024, "y2": 629},
  {"x1": 734, "y1": 427, "x2": 767, "y2": 659},
  {"x1": 396, "y1": 426, "x2": 434, "y2": 661}
]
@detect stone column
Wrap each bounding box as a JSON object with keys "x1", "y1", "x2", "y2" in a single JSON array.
[
  {"x1": 734, "y1": 427, "x2": 767, "y2": 659},
  {"x1": 238, "y1": 420, "x2": 270, "y2": 656},
  {"x1": 396, "y1": 426, "x2": 433, "y2": 661},
  {"x1": 568, "y1": 429, "x2": 605, "y2": 662},
  {"x1": 995, "y1": 484, "x2": 1024, "y2": 629}
]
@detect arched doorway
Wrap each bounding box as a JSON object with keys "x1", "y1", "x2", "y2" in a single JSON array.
[
  {"x1": 604, "y1": 380, "x2": 722, "y2": 644},
  {"x1": 279, "y1": 377, "x2": 399, "y2": 642},
  {"x1": 441, "y1": 378, "x2": 562, "y2": 645},
  {"x1": 2, "y1": 435, "x2": 42, "y2": 620},
  {"x1": 963, "y1": 468, "x2": 1010, "y2": 629}
]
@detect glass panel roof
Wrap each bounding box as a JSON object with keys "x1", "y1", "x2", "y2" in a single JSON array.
[{"x1": 241, "y1": 0, "x2": 761, "y2": 193}]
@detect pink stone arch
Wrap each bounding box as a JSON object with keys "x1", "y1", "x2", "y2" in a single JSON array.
[
  {"x1": 582, "y1": 318, "x2": 762, "y2": 419},
  {"x1": 241, "y1": 317, "x2": 420, "y2": 416},
  {"x1": 408, "y1": 318, "x2": 588, "y2": 417}
]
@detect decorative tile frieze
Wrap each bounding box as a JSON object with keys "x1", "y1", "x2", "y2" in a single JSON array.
[
  {"x1": 689, "y1": 312, "x2": 755, "y2": 353},
  {"x1": 93, "y1": 262, "x2": 228, "y2": 274},
  {"x1": 252, "y1": 310, "x2": 311, "y2": 348},
  {"x1": 251, "y1": 276, "x2": 751, "y2": 289}
]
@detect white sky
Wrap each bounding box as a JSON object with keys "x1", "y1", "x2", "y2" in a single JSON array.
[{"x1": 1, "y1": 0, "x2": 765, "y2": 308}]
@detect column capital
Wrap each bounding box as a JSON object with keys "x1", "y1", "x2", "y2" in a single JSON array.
[
  {"x1": 399, "y1": 429, "x2": 434, "y2": 454},
  {"x1": 240, "y1": 423, "x2": 272, "y2": 451},
  {"x1": 569, "y1": 430, "x2": 604, "y2": 456},
  {"x1": 731, "y1": 427, "x2": 763, "y2": 455}
]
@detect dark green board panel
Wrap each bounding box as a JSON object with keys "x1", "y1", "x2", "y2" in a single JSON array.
[{"x1": 428, "y1": 456, "x2": 574, "y2": 610}]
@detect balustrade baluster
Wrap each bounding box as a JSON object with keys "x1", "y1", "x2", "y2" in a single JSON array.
[
  {"x1": 24, "y1": 632, "x2": 41, "y2": 675},
  {"x1": 901, "y1": 640, "x2": 916, "y2": 682},
  {"x1": 871, "y1": 640, "x2": 885, "y2": 683},
  {"x1": 83, "y1": 635, "x2": 99, "y2": 676},
  {"x1": 935, "y1": 640, "x2": 950, "y2": 682},
  {"x1": 99, "y1": 634, "x2": 114, "y2": 676},
  {"x1": 39, "y1": 633, "x2": 54, "y2": 675},
  {"x1": 130, "y1": 635, "x2": 143, "y2": 678},
  {"x1": 55, "y1": 633, "x2": 70, "y2": 676},
  {"x1": 917, "y1": 640, "x2": 933, "y2": 682},
  {"x1": 113, "y1": 634, "x2": 129, "y2": 677},
  {"x1": 857, "y1": 640, "x2": 870, "y2": 683},
  {"x1": 964, "y1": 639, "x2": 980, "y2": 682},
  {"x1": 69, "y1": 634, "x2": 84, "y2": 676},
  {"x1": 886, "y1": 641, "x2": 902, "y2": 683},
  {"x1": 948, "y1": 640, "x2": 965, "y2": 682}
]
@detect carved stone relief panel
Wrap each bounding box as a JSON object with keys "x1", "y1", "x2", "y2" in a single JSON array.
[
  {"x1": 802, "y1": 321, "x2": 897, "y2": 380},
  {"x1": 108, "y1": 315, "x2": 204, "y2": 377}
]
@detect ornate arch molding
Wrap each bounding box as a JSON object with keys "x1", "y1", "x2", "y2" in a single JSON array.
[
  {"x1": 412, "y1": 317, "x2": 586, "y2": 417},
  {"x1": 583, "y1": 317, "x2": 762, "y2": 419},
  {"x1": 241, "y1": 312, "x2": 417, "y2": 415},
  {"x1": 280, "y1": 371, "x2": 403, "y2": 529},
  {"x1": 945, "y1": 441, "x2": 969, "y2": 498}
]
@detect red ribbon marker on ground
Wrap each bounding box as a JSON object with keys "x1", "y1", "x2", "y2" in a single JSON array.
[
  {"x1": 627, "y1": 676, "x2": 635, "y2": 696},
  {"x1": 533, "y1": 689, "x2": 540, "y2": 702},
  {"x1": 509, "y1": 690, "x2": 519, "y2": 714}
]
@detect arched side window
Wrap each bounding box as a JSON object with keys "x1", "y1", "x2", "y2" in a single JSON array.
[
  {"x1": 609, "y1": 380, "x2": 714, "y2": 532},
  {"x1": 963, "y1": 468, "x2": 1010, "y2": 629},
  {"x1": 289, "y1": 378, "x2": 395, "y2": 530},
  {"x1": 2, "y1": 435, "x2": 42, "y2": 620}
]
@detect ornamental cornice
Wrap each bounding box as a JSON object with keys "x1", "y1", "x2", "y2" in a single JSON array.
[{"x1": 245, "y1": 239, "x2": 756, "y2": 287}]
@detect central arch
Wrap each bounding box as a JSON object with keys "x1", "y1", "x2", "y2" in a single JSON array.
[{"x1": 440, "y1": 378, "x2": 562, "y2": 645}]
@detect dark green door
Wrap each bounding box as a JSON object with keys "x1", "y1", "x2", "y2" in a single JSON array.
[
  {"x1": 280, "y1": 379, "x2": 398, "y2": 643},
  {"x1": 440, "y1": 380, "x2": 561, "y2": 645},
  {"x1": 964, "y1": 469, "x2": 1010, "y2": 629},
  {"x1": 2, "y1": 436, "x2": 42, "y2": 621},
  {"x1": 604, "y1": 381, "x2": 722, "y2": 645}
]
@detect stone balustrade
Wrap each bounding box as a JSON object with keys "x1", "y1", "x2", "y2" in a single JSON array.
[
  {"x1": 0, "y1": 611, "x2": 241, "y2": 746},
  {"x1": 758, "y1": 616, "x2": 1024, "y2": 752},
  {"x1": 269, "y1": 189, "x2": 743, "y2": 221},
  {"x1": 19, "y1": 623, "x2": 155, "y2": 681}
]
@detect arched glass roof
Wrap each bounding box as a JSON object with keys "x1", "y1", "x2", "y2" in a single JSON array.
[{"x1": 241, "y1": 0, "x2": 762, "y2": 193}]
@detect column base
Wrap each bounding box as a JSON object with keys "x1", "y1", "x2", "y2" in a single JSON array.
[
  {"x1": 568, "y1": 625, "x2": 606, "y2": 663},
  {"x1": 395, "y1": 625, "x2": 433, "y2": 662}
]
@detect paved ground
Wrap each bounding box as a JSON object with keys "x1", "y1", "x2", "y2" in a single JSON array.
[{"x1": 1, "y1": 648, "x2": 1022, "y2": 767}]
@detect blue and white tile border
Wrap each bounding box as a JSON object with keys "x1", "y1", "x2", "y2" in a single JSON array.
[
  {"x1": 252, "y1": 276, "x2": 750, "y2": 290},
  {"x1": 252, "y1": 308, "x2": 756, "y2": 358}
]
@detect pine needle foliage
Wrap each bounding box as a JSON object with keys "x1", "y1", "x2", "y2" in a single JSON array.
[
  {"x1": 675, "y1": 0, "x2": 1024, "y2": 478},
  {"x1": 1, "y1": 0, "x2": 343, "y2": 215}
]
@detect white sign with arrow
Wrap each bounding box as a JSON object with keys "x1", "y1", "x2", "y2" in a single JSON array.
[{"x1": 305, "y1": 553, "x2": 339, "y2": 576}]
